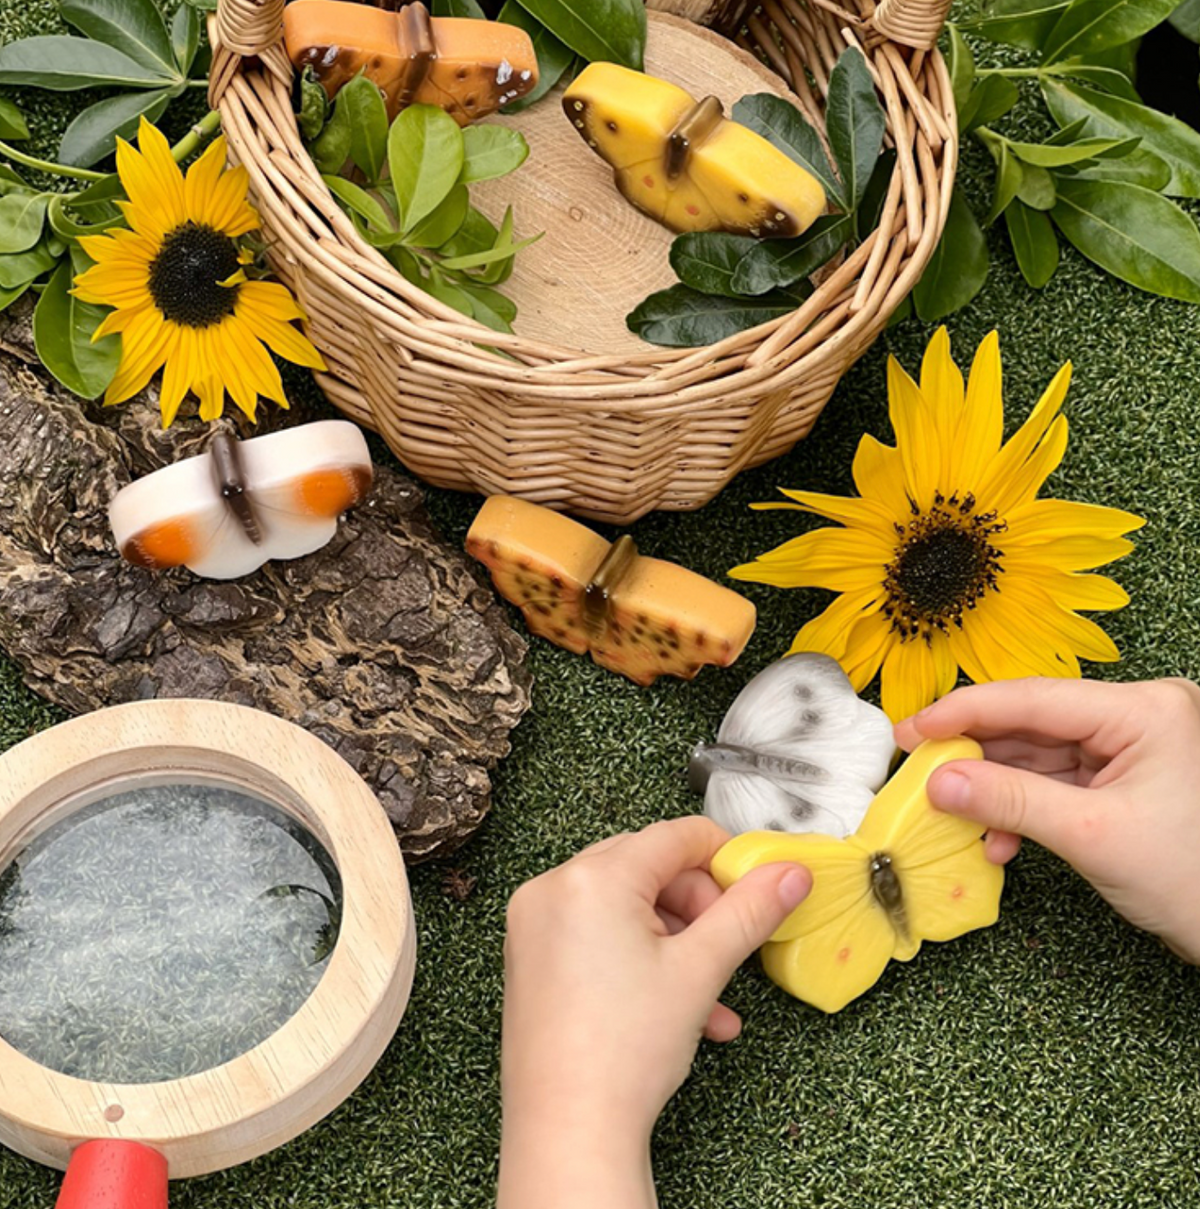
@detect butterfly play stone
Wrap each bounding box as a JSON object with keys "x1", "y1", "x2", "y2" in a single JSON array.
[
  {"x1": 562, "y1": 62, "x2": 825, "y2": 236},
  {"x1": 466, "y1": 495, "x2": 756, "y2": 685},
  {"x1": 109, "y1": 421, "x2": 372, "y2": 579},
  {"x1": 284, "y1": 0, "x2": 539, "y2": 122},
  {"x1": 691, "y1": 653, "x2": 895, "y2": 838},
  {"x1": 712, "y1": 738, "x2": 1004, "y2": 1013}
]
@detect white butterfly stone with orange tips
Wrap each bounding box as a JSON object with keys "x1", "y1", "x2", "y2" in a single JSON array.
[{"x1": 109, "y1": 421, "x2": 373, "y2": 580}]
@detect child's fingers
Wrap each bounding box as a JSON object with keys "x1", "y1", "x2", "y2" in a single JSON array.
[
  {"x1": 680, "y1": 863, "x2": 812, "y2": 995},
  {"x1": 984, "y1": 830, "x2": 1022, "y2": 865},
  {"x1": 928, "y1": 759, "x2": 1091, "y2": 856},
  {"x1": 703, "y1": 1002, "x2": 743, "y2": 1043},
  {"x1": 895, "y1": 678, "x2": 1131, "y2": 751},
  {"x1": 657, "y1": 868, "x2": 722, "y2": 925},
  {"x1": 597, "y1": 816, "x2": 732, "y2": 898}
]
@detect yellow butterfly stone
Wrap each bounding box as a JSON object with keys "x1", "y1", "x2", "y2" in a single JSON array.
[
  {"x1": 562, "y1": 63, "x2": 826, "y2": 237},
  {"x1": 711, "y1": 738, "x2": 1004, "y2": 1013}
]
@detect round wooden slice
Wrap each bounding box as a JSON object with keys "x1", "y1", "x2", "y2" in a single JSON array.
[{"x1": 471, "y1": 11, "x2": 803, "y2": 357}]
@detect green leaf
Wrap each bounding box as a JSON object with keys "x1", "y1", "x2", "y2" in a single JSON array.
[
  {"x1": 460, "y1": 125, "x2": 530, "y2": 183},
  {"x1": 1041, "y1": 0, "x2": 1178, "y2": 62},
  {"x1": 1045, "y1": 60, "x2": 1140, "y2": 100},
  {"x1": 0, "y1": 98, "x2": 28, "y2": 141},
  {"x1": 946, "y1": 25, "x2": 976, "y2": 113},
  {"x1": 1052, "y1": 176, "x2": 1200, "y2": 301},
  {"x1": 389, "y1": 104, "x2": 464, "y2": 233},
  {"x1": 1006, "y1": 199, "x2": 1060, "y2": 288},
  {"x1": 0, "y1": 277, "x2": 33, "y2": 314},
  {"x1": 58, "y1": 87, "x2": 174, "y2": 169},
  {"x1": 1005, "y1": 134, "x2": 1139, "y2": 167},
  {"x1": 1042, "y1": 78, "x2": 1200, "y2": 198},
  {"x1": 475, "y1": 206, "x2": 519, "y2": 284},
  {"x1": 669, "y1": 232, "x2": 760, "y2": 295},
  {"x1": 959, "y1": 75, "x2": 1019, "y2": 133},
  {"x1": 386, "y1": 244, "x2": 427, "y2": 285},
  {"x1": 340, "y1": 74, "x2": 389, "y2": 184},
  {"x1": 0, "y1": 236, "x2": 59, "y2": 289},
  {"x1": 1016, "y1": 163, "x2": 1057, "y2": 209},
  {"x1": 513, "y1": 0, "x2": 646, "y2": 70},
  {"x1": 856, "y1": 148, "x2": 897, "y2": 240},
  {"x1": 440, "y1": 207, "x2": 500, "y2": 259},
  {"x1": 0, "y1": 36, "x2": 171, "y2": 89},
  {"x1": 0, "y1": 165, "x2": 28, "y2": 192},
  {"x1": 1170, "y1": 0, "x2": 1200, "y2": 39},
  {"x1": 184, "y1": 0, "x2": 219, "y2": 9},
  {"x1": 732, "y1": 94, "x2": 843, "y2": 209},
  {"x1": 425, "y1": 267, "x2": 476, "y2": 318},
  {"x1": 731, "y1": 214, "x2": 854, "y2": 294},
  {"x1": 323, "y1": 175, "x2": 398, "y2": 236},
  {"x1": 171, "y1": 3, "x2": 201, "y2": 75},
  {"x1": 0, "y1": 192, "x2": 47, "y2": 254},
  {"x1": 497, "y1": 0, "x2": 574, "y2": 111},
  {"x1": 431, "y1": 0, "x2": 486, "y2": 15},
  {"x1": 297, "y1": 68, "x2": 330, "y2": 142},
  {"x1": 405, "y1": 184, "x2": 469, "y2": 249},
  {"x1": 311, "y1": 96, "x2": 352, "y2": 174},
  {"x1": 455, "y1": 279, "x2": 517, "y2": 332},
  {"x1": 60, "y1": 0, "x2": 179, "y2": 77},
  {"x1": 437, "y1": 230, "x2": 541, "y2": 271},
  {"x1": 824, "y1": 47, "x2": 887, "y2": 212},
  {"x1": 47, "y1": 193, "x2": 124, "y2": 239},
  {"x1": 626, "y1": 284, "x2": 805, "y2": 348},
  {"x1": 33, "y1": 261, "x2": 121, "y2": 399},
  {"x1": 981, "y1": 135, "x2": 1024, "y2": 224},
  {"x1": 962, "y1": 0, "x2": 1069, "y2": 50},
  {"x1": 913, "y1": 187, "x2": 988, "y2": 321},
  {"x1": 69, "y1": 174, "x2": 125, "y2": 209}
]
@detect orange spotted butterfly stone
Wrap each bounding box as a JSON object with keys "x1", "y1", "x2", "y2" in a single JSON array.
[{"x1": 466, "y1": 496, "x2": 757, "y2": 685}]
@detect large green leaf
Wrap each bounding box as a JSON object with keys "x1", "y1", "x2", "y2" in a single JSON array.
[
  {"x1": 669, "y1": 232, "x2": 760, "y2": 296},
  {"x1": 323, "y1": 176, "x2": 398, "y2": 237},
  {"x1": 498, "y1": 0, "x2": 574, "y2": 111},
  {"x1": 962, "y1": 0, "x2": 1069, "y2": 50},
  {"x1": 0, "y1": 277, "x2": 33, "y2": 314},
  {"x1": 0, "y1": 98, "x2": 28, "y2": 141},
  {"x1": 1043, "y1": 78, "x2": 1200, "y2": 197},
  {"x1": 171, "y1": 3, "x2": 201, "y2": 75},
  {"x1": 341, "y1": 74, "x2": 389, "y2": 184},
  {"x1": 454, "y1": 279, "x2": 517, "y2": 333},
  {"x1": 0, "y1": 237, "x2": 59, "y2": 289},
  {"x1": 389, "y1": 104, "x2": 464, "y2": 233},
  {"x1": 0, "y1": 192, "x2": 47, "y2": 254},
  {"x1": 1041, "y1": 0, "x2": 1179, "y2": 62},
  {"x1": 946, "y1": 25, "x2": 975, "y2": 113},
  {"x1": 440, "y1": 207, "x2": 500, "y2": 260},
  {"x1": 1016, "y1": 163, "x2": 1057, "y2": 209},
  {"x1": 1052, "y1": 177, "x2": 1200, "y2": 302},
  {"x1": 1045, "y1": 60, "x2": 1139, "y2": 100},
  {"x1": 406, "y1": 184, "x2": 469, "y2": 250},
  {"x1": 60, "y1": 0, "x2": 179, "y2": 76},
  {"x1": 731, "y1": 214, "x2": 854, "y2": 294},
  {"x1": 627, "y1": 283, "x2": 807, "y2": 347},
  {"x1": 1006, "y1": 200, "x2": 1060, "y2": 287},
  {"x1": 311, "y1": 94, "x2": 352, "y2": 174},
  {"x1": 732, "y1": 94, "x2": 843, "y2": 210},
  {"x1": 58, "y1": 87, "x2": 174, "y2": 168},
  {"x1": 983, "y1": 136, "x2": 1024, "y2": 224},
  {"x1": 959, "y1": 75, "x2": 1019, "y2": 133},
  {"x1": 513, "y1": 0, "x2": 646, "y2": 70},
  {"x1": 0, "y1": 36, "x2": 170, "y2": 90},
  {"x1": 33, "y1": 261, "x2": 121, "y2": 400},
  {"x1": 1005, "y1": 134, "x2": 1138, "y2": 167},
  {"x1": 431, "y1": 0, "x2": 487, "y2": 15},
  {"x1": 824, "y1": 47, "x2": 887, "y2": 212},
  {"x1": 1170, "y1": 0, "x2": 1200, "y2": 39},
  {"x1": 460, "y1": 125, "x2": 530, "y2": 183},
  {"x1": 913, "y1": 187, "x2": 988, "y2": 320},
  {"x1": 856, "y1": 148, "x2": 897, "y2": 240}
]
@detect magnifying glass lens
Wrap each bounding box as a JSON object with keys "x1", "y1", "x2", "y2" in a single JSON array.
[{"x1": 0, "y1": 782, "x2": 342, "y2": 1084}]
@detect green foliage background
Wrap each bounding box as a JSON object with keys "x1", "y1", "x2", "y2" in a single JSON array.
[{"x1": 2, "y1": 4, "x2": 1200, "y2": 1206}]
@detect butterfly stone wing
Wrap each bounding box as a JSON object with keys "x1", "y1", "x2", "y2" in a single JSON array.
[{"x1": 695, "y1": 653, "x2": 894, "y2": 837}]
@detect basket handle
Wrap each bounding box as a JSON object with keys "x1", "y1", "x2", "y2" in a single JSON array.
[
  {"x1": 209, "y1": 0, "x2": 292, "y2": 107},
  {"x1": 867, "y1": 0, "x2": 952, "y2": 50}
]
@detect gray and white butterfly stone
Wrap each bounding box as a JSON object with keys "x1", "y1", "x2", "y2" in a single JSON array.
[{"x1": 690, "y1": 653, "x2": 895, "y2": 838}]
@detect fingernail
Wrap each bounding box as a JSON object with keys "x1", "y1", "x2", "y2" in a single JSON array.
[
  {"x1": 778, "y1": 866, "x2": 809, "y2": 911},
  {"x1": 931, "y1": 768, "x2": 971, "y2": 810}
]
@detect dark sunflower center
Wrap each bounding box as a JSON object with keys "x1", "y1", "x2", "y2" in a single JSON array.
[
  {"x1": 883, "y1": 492, "x2": 1006, "y2": 642},
  {"x1": 148, "y1": 222, "x2": 241, "y2": 328}
]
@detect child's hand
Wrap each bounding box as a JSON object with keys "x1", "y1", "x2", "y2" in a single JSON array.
[
  {"x1": 499, "y1": 817, "x2": 810, "y2": 1209},
  {"x1": 896, "y1": 677, "x2": 1200, "y2": 964}
]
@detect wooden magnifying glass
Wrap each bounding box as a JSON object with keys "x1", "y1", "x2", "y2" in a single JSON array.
[{"x1": 0, "y1": 700, "x2": 416, "y2": 1208}]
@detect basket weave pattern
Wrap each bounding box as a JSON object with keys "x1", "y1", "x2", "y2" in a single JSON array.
[{"x1": 210, "y1": 0, "x2": 956, "y2": 524}]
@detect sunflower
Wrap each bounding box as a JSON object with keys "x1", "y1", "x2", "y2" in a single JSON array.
[
  {"x1": 729, "y1": 328, "x2": 1144, "y2": 722},
  {"x1": 72, "y1": 117, "x2": 325, "y2": 426}
]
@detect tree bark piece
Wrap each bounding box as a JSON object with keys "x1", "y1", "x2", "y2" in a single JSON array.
[
  {"x1": 0, "y1": 306, "x2": 531, "y2": 862},
  {"x1": 645, "y1": 0, "x2": 755, "y2": 35}
]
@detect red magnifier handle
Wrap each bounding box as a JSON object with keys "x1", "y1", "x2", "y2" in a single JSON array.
[{"x1": 56, "y1": 1140, "x2": 167, "y2": 1209}]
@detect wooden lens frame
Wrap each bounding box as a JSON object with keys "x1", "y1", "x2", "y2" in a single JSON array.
[{"x1": 0, "y1": 700, "x2": 416, "y2": 1178}]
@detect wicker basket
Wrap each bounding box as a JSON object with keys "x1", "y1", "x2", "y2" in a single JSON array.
[{"x1": 209, "y1": 0, "x2": 956, "y2": 524}]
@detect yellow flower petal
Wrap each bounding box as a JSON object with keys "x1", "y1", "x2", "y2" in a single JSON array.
[
  {"x1": 1005, "y1": 498, "x2": 1145, "y2": 542},
  {"x1": 753, "y1": 489, "x2": 896, "y2": 530},
  {"x1": 887, "y1": 354, "x2": 940, "y2": 508},
  {"x1": 880, "y1": 638, "x2": 939, "y2": 721},
  {"x1": 956, "y1": 330, "x2": 1004, "y2": 485},
  {"x1": 840, "y1": 609, "x2": 895, "y2": 693},
  {"x1": 788, "y1": 590, "x2": 886, "y2": 663},
  {"x1": 851, "y1": 434, "x2": 909, "y2": 517}
]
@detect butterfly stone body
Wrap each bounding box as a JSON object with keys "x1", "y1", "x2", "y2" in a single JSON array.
[{"x1": 691, "y1": 653, "x2": 895, "y2": 838}]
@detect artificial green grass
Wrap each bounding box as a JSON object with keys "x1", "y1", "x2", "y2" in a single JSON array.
[{"x1": 3, "y1": 8, "x2": 1200, "y2": 1207}]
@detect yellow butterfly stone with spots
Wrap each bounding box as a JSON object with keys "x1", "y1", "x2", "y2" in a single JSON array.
[
  {"x1": 711, "y1": 738, "x2": 1004, "y2": 1013},
  {"x1": 562, "y1": 63, "x2": 826, "y2": 237}
]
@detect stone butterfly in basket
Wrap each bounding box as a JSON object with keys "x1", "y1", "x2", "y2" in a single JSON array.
[{"x1": 109, "y1": 421, "x2": 373, "y2": 579}]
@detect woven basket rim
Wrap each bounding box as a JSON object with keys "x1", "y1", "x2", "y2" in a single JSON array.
[{"x1": 211, "y1": 0, "x2": 957, "y2": 396}]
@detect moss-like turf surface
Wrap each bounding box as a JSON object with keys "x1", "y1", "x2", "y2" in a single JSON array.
[{"x1": 3, "y1": 6, "x2": 1200, "y2": 1206}]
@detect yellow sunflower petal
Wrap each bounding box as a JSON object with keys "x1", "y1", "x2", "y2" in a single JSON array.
[
  {"x1": 1005, "y1": 498, "x2": 1145, "y2": 542},
  {"x1": 852, "y1": 433, "x2": 910, "y2": 517},
  {"x1": 237, "y1": 278, "x2": 307, "y2": 324},
  {"x1": 1006, "y1": 579, "x2": 1120, "y2": 663},
  {"x1": 184, "y1": 135, "x2": 231, "y2": 221},
  {"x1": 985, "y1": 584, "x2": 1083, "y2": 678},
  {"x1": 880, "y1": 638, "x2": 940, "y2": 721},
  {"x1": 1023, "y1": 567, "x2": 1130, "y2": 613},
  {"x1": 887, "y1": 354, "x2": 940, "y2": 508},
  {"x1": 755, "y1": 489, "x2": 897, "y2": 530},
  {"x1": 103, "y1": 310, "x2": 175, "y2": 406},
  {"x1": 223, "y1": 314, "x2": 286, "y2": 406},
  {"x1": 159, "y1": 326, "x2": 199, "y2": 427},
  {"x1": 253, "y1": 316, "x2": 327, "y2": 371},
  {"x1": 93, "y1": 304, "x2": 148, "y2": 340},
  {"x1": 992, "y1": 414, "x2": 1070, "y2": 511},
  {"x1": 919, "y1": 326, "x2": 965, "y2": 486},
  {"x1": 929, "y1": 630, "x2": 959, "y2": 698},
  {"x1": 956, "y1": 330, "x2": 1004, "y2": 485},
  {"x1": 205, "y1": 164, "x2": 260, "y2": 237},
  {"x1": 788, "y1": 590, "x2": 886, "y2": 663},
  {"x1": 1005, "y1": 532, "x2": 1136, "y2": 572},
  {"x1": 839, "y1": 609, "x2": 896, "y2": 693}
]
